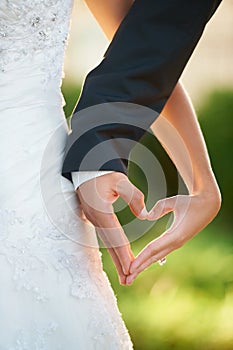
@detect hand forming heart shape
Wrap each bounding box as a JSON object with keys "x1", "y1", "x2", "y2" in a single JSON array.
[{"x1": 77, "y1": 172, "x2": 221, "y2": 286}]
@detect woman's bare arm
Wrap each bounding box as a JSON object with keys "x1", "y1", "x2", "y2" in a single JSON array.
[
  {"x1": 85, "y1": 0, "x2": 133, "y2": 40},
  {"x1": 152, "y1": 82, "x2": 221, "y2": 197}
]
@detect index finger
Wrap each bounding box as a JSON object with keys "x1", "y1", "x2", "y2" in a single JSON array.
[
  {"x1": 76, "y1": 176, "x2": 134, "y2": 276},
  {"x1": 94, "y1": 210, "x2": 134, "y2": 275}
]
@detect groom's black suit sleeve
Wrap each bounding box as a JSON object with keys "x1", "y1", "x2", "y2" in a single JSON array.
[{"x1": 62, "y1": 0, "x2": 222, "y2": 181}]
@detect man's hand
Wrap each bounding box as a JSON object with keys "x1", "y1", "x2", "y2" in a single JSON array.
[{"x1": 77, "y1": 172, "x2": 148, "y2": 285}]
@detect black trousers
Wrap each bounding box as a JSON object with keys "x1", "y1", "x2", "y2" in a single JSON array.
[{"x1": 62, "y1": 0, "x2": 222, "y2": 181}]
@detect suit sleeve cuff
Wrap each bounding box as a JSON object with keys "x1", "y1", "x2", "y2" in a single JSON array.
[{"x1": 71, "y1": 171, "x2": 115, "y2": 191}]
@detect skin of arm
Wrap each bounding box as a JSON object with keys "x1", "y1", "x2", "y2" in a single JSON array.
[
  {"x1": 81, "y1": 0, "x2": 221, "y2": 285},
  {"x1": 152, "y1": 82, "x2": 221, "y2": 197},
  {"x1": 84, "y1": 0, "x2": 133, "y2": 40}
]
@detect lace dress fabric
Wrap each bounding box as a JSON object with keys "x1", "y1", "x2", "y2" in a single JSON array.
[{"x1": 0, "y1": 1, "x2": 133, "y2": 348}]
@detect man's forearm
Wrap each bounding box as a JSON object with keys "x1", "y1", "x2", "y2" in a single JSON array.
[{"x1": 62, "y1": 0, "x2": 222, "y2": 181}]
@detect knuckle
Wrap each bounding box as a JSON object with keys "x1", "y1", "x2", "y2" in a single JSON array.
[
  {"x1": 133, "y1": 188, "x2": 144, "y2": 202},
  {"x1": 147, "y1": 243, "x2": 155, "y2": 257},
  {"x1": 174, "y1": 241, "x2": 182, "y2": 250},
  {"x1": 82, "y1": 206, "x2": 98, "y2": 224},
  {"x1": 166, "y1": 230, "x2": 185, "y2": 249},
  {"x1": 113, "y1": 172, "x2": 127, "y2": 182},
  {"x1": 104, "y1": 212, "x2": 116, "y2": 223},
  {"x1": 155, "y1": 199, "x2": 164, "y2": 210},
  {"x1": 152, "y1": 200, "x2": 164, "y2": 215},
  {"x1": 175, "y1": 236, "x2": 185, "y2": 249}
]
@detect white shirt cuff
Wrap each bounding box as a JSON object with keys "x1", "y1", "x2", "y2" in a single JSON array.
[{"x1": 71, "y1": 171, "x2": 114, "y2": 191}]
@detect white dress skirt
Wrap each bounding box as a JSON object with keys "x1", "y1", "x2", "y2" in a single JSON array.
[{"x1": 0, "y1": 0, "x2": 133, "y2": 348}]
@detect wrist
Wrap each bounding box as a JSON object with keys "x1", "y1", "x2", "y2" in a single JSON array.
[{"x1": 191, "y1": 174, "x2": 221, "y2": 214}]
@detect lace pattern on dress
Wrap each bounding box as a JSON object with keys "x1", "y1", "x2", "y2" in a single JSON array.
[
  {"x1": 8, "y1": 321, "x2": 60, "y2": 350},
  {"x1": 89, "y1": 301, "x2": 134, "y2": 350},
  {"x1": 0, "y1": 208, "x2": 134, "y2": 349},
  {"x1": 0, "y1": 208, "x2": 101, "y2": 302},
  {"x1": 0, "y1": 1, "x2": 134, "y2": 348},
  {"x1": 0, "y1": 0, "x2": 73, "y2": 83}
]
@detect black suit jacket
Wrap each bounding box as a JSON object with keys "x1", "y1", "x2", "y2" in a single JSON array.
[{"x1": 62, "y1": 0, "x2": 222, "y2": 181}]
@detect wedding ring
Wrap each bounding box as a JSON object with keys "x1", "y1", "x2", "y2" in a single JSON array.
[{"x1": 158, "y1": 257, "x2": 167, "y2": 266}]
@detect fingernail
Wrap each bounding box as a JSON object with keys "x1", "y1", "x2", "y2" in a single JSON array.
[
  {"x1": 139, "y1": 207, "x2": 148, "y2": 220},
  {"x1": 129, "y1": 266, "x2": 135, "y2": 274},
  {"x1": 127, "y1": 273, "x2": 137, "y2": 285},
  {"x1": 126, "y1": 276, "x2": 133, "y2": 285},
  {"x1": 130, "y1": 261, "x2": 138, "y2": 273},
  {"x1": 120, "y1": 276, "x2": 126, "y2": 285}
]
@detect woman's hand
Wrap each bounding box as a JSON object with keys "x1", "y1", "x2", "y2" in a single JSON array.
[
  {"x1": 77, "y1": 171, "x2": 148, "y2": 285},
  {"x1": 126, "y1": 189, "x2": 221, "y2": 285}
]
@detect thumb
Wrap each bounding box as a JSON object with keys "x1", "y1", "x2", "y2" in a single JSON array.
[
  {"x1": 148, "y1": 196, "x2": 177, "y2": 221},
  {"x1": 115, "y1": 176, "x2": 148, "y2": 220}
]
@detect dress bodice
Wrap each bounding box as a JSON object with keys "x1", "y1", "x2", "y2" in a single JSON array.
[
  {"x1": 0, "y1": 0, "x2": 73, "y2": 84},
  {"x1": 0, "y1": 2, "x2": 134, "y2": 348}
]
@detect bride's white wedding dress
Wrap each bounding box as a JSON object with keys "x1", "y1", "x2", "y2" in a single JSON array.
[{"x1": 0, "y1": 1, "x2": 133, "y2": 348}]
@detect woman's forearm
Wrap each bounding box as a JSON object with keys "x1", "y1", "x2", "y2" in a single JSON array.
[{"x1": 151, "y1": 82, "x2": 221, "y2": 199}]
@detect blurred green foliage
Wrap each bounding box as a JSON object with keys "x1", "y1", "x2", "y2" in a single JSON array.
[
  {"x1": 61, "y1": 81, "x2": 233, "y2": 350},
  {"x1": 61, "y1": 79, "x2": 81, "y2": 124},
  {"x1": 197, "y1": 89, "x2": 233, "y2": 227}
]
